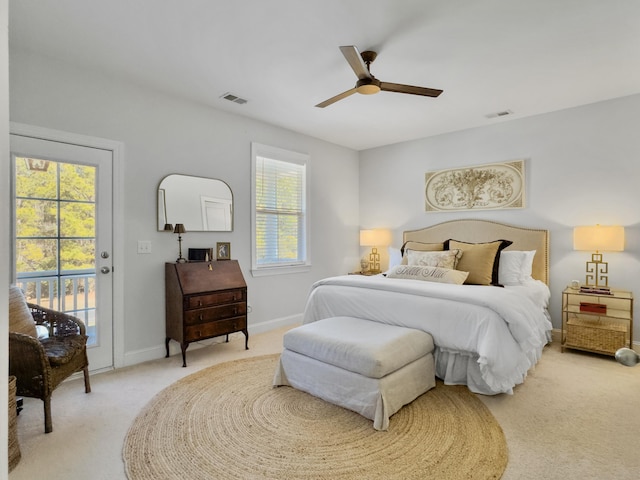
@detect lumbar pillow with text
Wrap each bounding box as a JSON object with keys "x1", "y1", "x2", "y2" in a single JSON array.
[
  {"x1": 406, "y1": 249, "x2": 463, "y2": 270},
  {"x1": 386, "y1": 265, "x2": 469, "y2": 285}
]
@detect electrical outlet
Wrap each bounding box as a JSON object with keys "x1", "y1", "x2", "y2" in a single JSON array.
[{"x1": 137, "y1": 240, "x2": 152, "y2": 254}]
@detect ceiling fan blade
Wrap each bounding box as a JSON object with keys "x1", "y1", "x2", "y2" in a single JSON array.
[
  {"x1": 380, "y1": 82, "x2": 443, "y2": 97},
  {"x1": 339, "y1": 46, "x2": 371, "y2": 80},
  {"x1": 315, "y1": 88, "x2": 358, "y2": 108}
]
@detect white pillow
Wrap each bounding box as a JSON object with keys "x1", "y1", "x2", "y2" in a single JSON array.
[
  {"x1": 498, "y1": 250, "x2": 536, "y2": 285},
  {"x1": 386, "y1": 265, "x2": 469, "y2": 285},
  {"x1": 407, "y1": 249, "x2": 462, "y2": 269},
  {"x1": 388, "y1": 246, "x2": 402, "y2": 269}
]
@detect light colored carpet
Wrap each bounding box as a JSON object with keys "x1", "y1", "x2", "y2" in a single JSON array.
[
  {"x1": 8, "y1": 327, "x2": 640, "y2": 480},
  {"x1": 123, "y1": 354, "x2": 507, "y2": 480}
]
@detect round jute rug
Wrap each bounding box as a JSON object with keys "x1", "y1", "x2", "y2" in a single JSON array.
[{"x1": 123, "y1": 354, "x2": 507, "y2": 480}]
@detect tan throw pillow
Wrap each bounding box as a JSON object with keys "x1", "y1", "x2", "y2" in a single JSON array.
[
  {"x1": 9, "y1": 285, "x2": 37, "y2": 337},
  {"x1": 400, "y1": 241, "x2": 444, "y2": 265},
  {"x1": 407, "y1": 249, "x2": 463, "y2": 269},
  {"x1": 447, "y1": 239, "x2": 513, "y2": 285},
  {"x1": 386, "y1": 265, "x2": 469, "y2": 285}
]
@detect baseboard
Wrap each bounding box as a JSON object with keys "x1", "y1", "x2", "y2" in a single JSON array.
[
  {"x1": 120, "y1": 313, "x2": 302, "y2": 368},
  {"x1": 247, "y1": 312, "x2": 302, "y2": 335}
]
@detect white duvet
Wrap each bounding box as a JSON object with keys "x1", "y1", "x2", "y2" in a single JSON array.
[{"x1": 303, "y1": 274, "x2": 552, "y2": 395}]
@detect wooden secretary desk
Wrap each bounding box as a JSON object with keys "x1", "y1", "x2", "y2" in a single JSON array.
[{"x1": 165, "y1": 260, "x2": 248, "y2": 367}]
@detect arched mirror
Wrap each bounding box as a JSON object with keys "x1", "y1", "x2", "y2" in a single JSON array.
[{"x1": 158, "y1": 174, "x2": 233, "y2": 232}]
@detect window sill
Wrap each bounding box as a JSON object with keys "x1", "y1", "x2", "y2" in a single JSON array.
[{"x1": 251, "y1": 264, "x2": 311, "y2": 277}]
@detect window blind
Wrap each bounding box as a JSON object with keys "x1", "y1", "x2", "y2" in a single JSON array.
[{"x1": 255, "y1": 155, "x2": 306, "y2": 266}]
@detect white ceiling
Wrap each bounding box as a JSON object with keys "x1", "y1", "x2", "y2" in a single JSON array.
[{"x1": 8, "y1": 0, "x2": 640, "y2": 151}]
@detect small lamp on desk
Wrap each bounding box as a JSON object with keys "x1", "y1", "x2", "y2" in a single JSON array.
[
  {"x1": 173, "y1": 223, "x2": 187, "y2": 263},
  {"x1": 573, "y1": 225, "x2": 624, "y2": 287},
  {"x1": 359, "y1": 229, "x2": 392, "y2": 274}
]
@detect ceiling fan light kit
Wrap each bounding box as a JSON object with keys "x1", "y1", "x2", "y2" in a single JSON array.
[
  {"x1": 356, "y1": 78, "x2": 381, "y2": 95},
  {"x1": 316, "y1": 45, "x2": 443, "y2": 108}
]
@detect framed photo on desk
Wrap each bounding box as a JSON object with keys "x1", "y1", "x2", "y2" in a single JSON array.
[{"x1": 216, "y1": 242, "x2": 231, "y2": 260}]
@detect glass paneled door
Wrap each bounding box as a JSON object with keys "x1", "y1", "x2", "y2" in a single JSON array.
[{"x1": 10, "y1": 134, "x2": 114, "y2": 371}]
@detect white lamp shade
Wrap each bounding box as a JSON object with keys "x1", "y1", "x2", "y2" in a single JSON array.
[
  {"x1": 359, "y1": 229, "x2": 392, "y2": 247},
  {"x1": 573, "y1": 225, "x2": 624, "y2": 252}
]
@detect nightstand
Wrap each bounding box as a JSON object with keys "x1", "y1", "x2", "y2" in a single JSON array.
[{"x1": 561, "y1": 287, "x2": 633, "y2": 356}]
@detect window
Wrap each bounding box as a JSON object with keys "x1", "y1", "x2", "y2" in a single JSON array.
[
  {"x1": 13, "y1": 156, "x2": 98, "y2": 340},
  {"x1": 251, "y1": 142, "x2": 310, "y2": 276}
]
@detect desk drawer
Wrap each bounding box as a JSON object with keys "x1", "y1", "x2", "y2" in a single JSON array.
[
  {"x1": 187, "y1": 289, "x2": 245, "y2": 309},
  {"x1": 184, "y1": 303, "x2": 246, "y2": 325},
  {"x1": 185, "y1": 316, "x2": 247, "y2": 341}
]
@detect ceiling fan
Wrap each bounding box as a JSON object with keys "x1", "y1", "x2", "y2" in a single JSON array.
[{"x1": 315, "y1": 45, "x2": 443, "y2": 108}]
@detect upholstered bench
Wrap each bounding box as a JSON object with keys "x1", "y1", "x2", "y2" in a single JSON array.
[{"x1": 273, "y1": 316, "x2": 436, "y2": 430}]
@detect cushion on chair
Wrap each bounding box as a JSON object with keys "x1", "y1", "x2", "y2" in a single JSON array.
[
  {"x1": 41, "y1": 336, "x2": 87, "y2": 366},
  {"x1": 9, "y1": 286, "x2": 38, "y2": 338}
]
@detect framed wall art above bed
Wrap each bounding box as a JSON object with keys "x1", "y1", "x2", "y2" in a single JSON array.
[{"x1": 425, "y1": 159, "x2": 525, "y2": 212}]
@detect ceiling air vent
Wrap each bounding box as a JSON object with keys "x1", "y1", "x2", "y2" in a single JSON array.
[
  {"x1": 486, "y1": 109, "x2": 513, "y2": 119},
  {"x1": 220, "y1": 92, "x2": 248, "y2": 105}
]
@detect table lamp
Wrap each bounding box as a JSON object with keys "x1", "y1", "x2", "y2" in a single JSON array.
[
  {"x1": 573, "y1": 225, "x2": 624, "y2": 287},
  {"x1": 174, "y1": 223, "x2": 187, "y2": 263},
  {"x1": 360, "y1": 229, "x2": 392, "y2": 274}
]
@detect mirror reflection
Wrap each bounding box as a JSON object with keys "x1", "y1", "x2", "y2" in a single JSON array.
[{"x1": 158, "y1": 174, "x2": 233, "y2": 232}]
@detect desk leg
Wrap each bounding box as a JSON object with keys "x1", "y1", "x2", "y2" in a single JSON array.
[{"x1": 181, "y1": 343, "x2": 188, "y2": 367}]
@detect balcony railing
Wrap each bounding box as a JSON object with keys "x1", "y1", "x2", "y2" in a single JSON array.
[{"x1": 16, "y1": 269, "x2": 97, "y2": 345}]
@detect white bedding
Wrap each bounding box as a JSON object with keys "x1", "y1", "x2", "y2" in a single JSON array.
[{"x1": 303, "y1": 274, "x2": 552, "y2": 395}]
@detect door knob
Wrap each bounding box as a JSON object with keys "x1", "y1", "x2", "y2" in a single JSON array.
[{"x1": 100, "y1": 266, "x2": 111, "y2": 274}]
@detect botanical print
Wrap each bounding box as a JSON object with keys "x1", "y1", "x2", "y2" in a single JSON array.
[{"x1": 425, "y1": 160, "x2": 525, "y2": 212}]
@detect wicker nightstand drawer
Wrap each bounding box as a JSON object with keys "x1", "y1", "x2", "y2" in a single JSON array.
[{"x1": 565, "y1": 317, "x2": 627, "y2": 355}]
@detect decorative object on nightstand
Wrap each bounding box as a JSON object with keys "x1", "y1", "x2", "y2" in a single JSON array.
[
  {"x1": 360, "y1": 257, "x2": 369, "y2": 273},
  {"x1": 615, "y1": 347, "x2": 640, "y2": 367},
  {"x1": 360, "y1": 229, "x2": 392, "y2": 274},
  {"x1": 573, "y1": 225, "x2": 624, "y2": 287},
  {"x1": 173, "y1": 223, "x2": 187, "y2": 263},
  {"x1": 561, "y1": 286, "x2": 633, "y2": 356}
]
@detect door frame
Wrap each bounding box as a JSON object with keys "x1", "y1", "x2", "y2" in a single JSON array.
[{"x1": 11, "y1": 122, "x2": 125, "y2": 370}]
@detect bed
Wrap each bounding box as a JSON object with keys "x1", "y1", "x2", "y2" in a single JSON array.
[{"x1": 303, "y1": 219, "x2": 552, "y2": 395}]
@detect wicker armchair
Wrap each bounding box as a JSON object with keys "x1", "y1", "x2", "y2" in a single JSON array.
[{"x1": 8, "y1": 286, "x2": 91, "y2": 433}]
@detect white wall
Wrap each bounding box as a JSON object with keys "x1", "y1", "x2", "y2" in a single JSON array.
[
  {"x1": 359, "y1": 94, "x2": 640, "y2": 341},
  {"x1": 9, "y1": 50, "x2": 360, "y2": 366}
]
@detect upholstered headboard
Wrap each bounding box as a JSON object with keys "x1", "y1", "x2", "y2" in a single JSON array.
[{"x1": 403, "y1": 219, "x2": 549, "y2": 285}]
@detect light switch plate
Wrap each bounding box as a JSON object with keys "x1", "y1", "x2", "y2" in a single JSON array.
[{"x1": 137, "y1": 240, "x2": 152, "y2": 254}]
